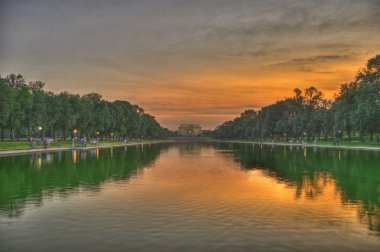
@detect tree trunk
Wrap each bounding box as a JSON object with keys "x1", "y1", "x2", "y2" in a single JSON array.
[
  {"x1": 11, "y1": 128, "x2": 15, "y2": 141},
  {"x1": 359, "y1": 130, "x2": 365, "y2": 142},
  {"x1": 1, "y1": 126, "x2": 4, "y2": 141}
]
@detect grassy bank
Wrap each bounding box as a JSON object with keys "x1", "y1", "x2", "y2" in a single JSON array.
[
  {"x1": 0, "y1": 140, "x2": 148, "y2": 151},
  {"x1": 212, "y1": 139, "x2": 380, "y2": 150},
  {"x1": 2, "y1": 138, "x2": 379, "y2": 153},
  {"x1": 264, "y1": 139, "x2": 380, "y2": 148},
  {"x1": 313, "y1": 140, "x2": 380, "y2": 148}
]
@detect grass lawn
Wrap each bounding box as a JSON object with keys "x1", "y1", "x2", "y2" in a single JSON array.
[
  {"x1": 253, "y1": 139, "x2": 380, "y2": 148},
  {"x1": 0, "y1": 140, "x2": 138, "y2": 151},
  {"x1": 316, "y1": 140, "x2": 380, "y2": 147}
]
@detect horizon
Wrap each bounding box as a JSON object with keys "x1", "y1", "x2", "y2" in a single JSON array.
[{"x1": 1, "y1": 0, "x2": 380, "y2": 130}]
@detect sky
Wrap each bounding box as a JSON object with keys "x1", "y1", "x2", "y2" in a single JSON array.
[{"x1": 1, "y1": 0, "x2": 380, "y2": 130}]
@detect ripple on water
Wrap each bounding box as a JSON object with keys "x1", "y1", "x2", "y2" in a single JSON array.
[{"x1": 0, "y1": 143, "x2": 380, "y2": 251}]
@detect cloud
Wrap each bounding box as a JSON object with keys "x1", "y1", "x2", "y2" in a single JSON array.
[
  {"x1": 269, "y1": 54, "x2": 357, "y2": 67},
  {"x1": 1, "y1": 0, "x2": 380, "y2": 129}
]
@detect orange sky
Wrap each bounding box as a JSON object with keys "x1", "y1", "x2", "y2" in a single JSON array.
[{"x1": 1, "y1": 1, "x2": 379, "y2": 129}]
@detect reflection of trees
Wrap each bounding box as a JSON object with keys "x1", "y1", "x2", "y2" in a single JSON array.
[
  {"x1": 0, "y1": 144, "x2": 169, "y2": 217},
  {"x1": 297, "y1": 174, "x2": 329, "y2": 199},
  {"x1": 358, "y1": 204, "x2": 380, "y2": 234},
  {"x1": 177, "y1": 142, "x2": 202, "y2": 156},
  {"x1": 215, "y1": 142, "x2": 380, "y2": 234}
]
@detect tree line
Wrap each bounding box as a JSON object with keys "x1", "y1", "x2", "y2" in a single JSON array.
[
  {"x1": 0, "y1": 74, "x2": 171, "y2": 141},
  {"x1": 213, "y1": 55, "x2": 380, "y2": 142}
]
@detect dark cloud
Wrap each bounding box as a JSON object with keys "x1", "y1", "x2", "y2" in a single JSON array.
[{"x1": 269, "y1": 54, "x2": 358, "y2": 68}]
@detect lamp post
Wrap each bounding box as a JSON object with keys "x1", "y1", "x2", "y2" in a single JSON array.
[
  {"x1": 38, "y1": 126, "x2": 43, "y2": 138},
  {"x1": 94, "y1": 131, "x2": 100, "y2": 145},
  {"x1": 338, "y1": 130, "x2": 342, "y2": 143},
  {"x1": 303, "y1": 132, "x2": 307, "y2": 144}
]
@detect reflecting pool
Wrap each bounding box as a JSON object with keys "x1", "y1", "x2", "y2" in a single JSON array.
[{"x1": 0, "y1": 142, "x2": 379, "y2": 251}]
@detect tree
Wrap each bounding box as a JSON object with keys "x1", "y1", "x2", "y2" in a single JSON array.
[
  {"x1": 0, "y1": 77, "x2": 15, "y2": 140},
  {"x1": 0, "y1": 74, "x2": 170, "y2": 141},
  {"x1": 213, "y1": 55, "x2": 380, "y2": 143}
]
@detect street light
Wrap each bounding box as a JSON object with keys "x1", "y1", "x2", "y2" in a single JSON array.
[
  {"x1": 38, "y1": 126, "x2": 43, "y2": 138},
  {"x1": 338, "y1": 130, "x2": 342, "y2": 141},
  {"x1": 303, "y1": 132, "x2": 307, "y2": 144}
]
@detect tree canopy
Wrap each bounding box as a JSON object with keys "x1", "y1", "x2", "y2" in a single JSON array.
[
  {"x1": 214, "y1": 55, "x2": 380, "y2": 142},
  {"x1": 0, "y1": 75, "x2": 170, "y2": 140}
]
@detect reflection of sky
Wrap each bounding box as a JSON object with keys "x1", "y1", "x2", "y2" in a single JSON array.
[
  {"x1": 0, "y1": 144, "x2": 379, "y2": 250},
  {"x1": 1, "y1": 1, "x2": 379, "y2": 129},
  {"x1": 13, "y1": 146, "x2": 380, "y2": 249}
]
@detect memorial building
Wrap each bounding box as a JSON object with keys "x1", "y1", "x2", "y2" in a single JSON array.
[{"x1": 177, "y1": 124, "x2": 202, "y2": 136}]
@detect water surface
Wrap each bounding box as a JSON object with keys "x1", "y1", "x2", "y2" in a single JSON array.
[{"x1": 0, "y1": 142, "x2": 379, "y2": 251}]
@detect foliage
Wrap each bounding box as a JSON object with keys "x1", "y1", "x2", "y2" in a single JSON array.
[
  {"x1": 0, "y1": 75, "x2": 170, "y2": 140},
  {"x1": 214, "y1": 55, "x2": 380, "y2": 142}
]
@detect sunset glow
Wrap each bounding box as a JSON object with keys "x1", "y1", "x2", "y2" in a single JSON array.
[{"x1": 1, "y1": 0, "x2": 379, "y2": 129}]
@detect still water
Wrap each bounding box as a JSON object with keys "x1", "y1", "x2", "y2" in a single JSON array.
[{"x1": 0, "y1": 142, "x2": 379, "y2": 251}]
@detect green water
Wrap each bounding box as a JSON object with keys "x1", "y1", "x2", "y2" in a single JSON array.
[{"x1": 0, "y1": 142, "x2": 379, "y2": 251}]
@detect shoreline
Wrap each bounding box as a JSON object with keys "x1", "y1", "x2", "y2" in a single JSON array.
[
  {"x1": 208, "y1": 139, "x2": 380, "y2": 151},
  {"x1": 0, "y1": 140, "x2": 176, "y2": 157},
  {"x1": 1, "y1": 139, "x2": 380, "y2": 157}
]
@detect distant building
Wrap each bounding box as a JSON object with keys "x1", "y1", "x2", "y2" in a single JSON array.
[{"x1": 177, "y1": 124, "x2": 202, "y2": 136}]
